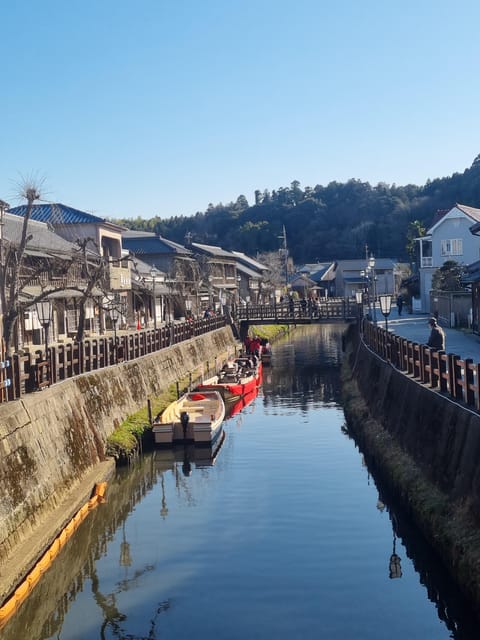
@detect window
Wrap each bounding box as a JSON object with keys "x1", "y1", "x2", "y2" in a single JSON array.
[{"x1": 441, "y1": 239, "x2": 463, "y2": 256}]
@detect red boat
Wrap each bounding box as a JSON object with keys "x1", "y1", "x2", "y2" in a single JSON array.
[
  {"x1": 226, "y1": 386, "x2": 259, "y2": 418},
  {"x1": 196, "y1": 356, "x2": 262, "y2": 401}
]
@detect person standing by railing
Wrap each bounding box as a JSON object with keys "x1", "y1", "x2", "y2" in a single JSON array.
[{"x1": 426, "y1": 317, "x2": 446, "y2": 351}]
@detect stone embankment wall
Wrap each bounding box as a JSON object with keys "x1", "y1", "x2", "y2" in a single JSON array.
[
  {"x1": 343, "y1": 324, "x2": 480, "y2": 608},
  {"x1": 0, "y1": 327, "x2": 237, "y2": 601}
]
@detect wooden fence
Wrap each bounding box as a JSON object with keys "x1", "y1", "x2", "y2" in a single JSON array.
[
  {"x1": 362, "y1": 320, "x2": 480, "y2": 412},
  {"x1": 0, "y1": 316, "x2": 226, "y2": 403}
]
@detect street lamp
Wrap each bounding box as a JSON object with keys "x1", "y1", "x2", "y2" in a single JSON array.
[
  {"x1": 150, "y1": 266, "x2": 159, "y2": 330},
  {"x1": 208, "y1": 275, "x2": 214, "y2": 311},
  {"x1": 368, "y1": 254, "x2": 377, "y2": 324},
  {"x1": 379, "y1": 294, "x2": 392, "y2": 331},
  {"x1": 355, "y1": 290, "x2": 363, "y2": 319},
  {"x1": 36, "y1": 299, "x2": 53, "y2": 379},
  {"x1": 109, "y1": 301, "x2": 120, "y2": 363}
]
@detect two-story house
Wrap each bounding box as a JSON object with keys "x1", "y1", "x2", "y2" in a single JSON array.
[
  {"x1": 333, "y1": 258, "x2": 395, "y2": 298},
  {"x1": 8, "y1": 203, "x2": 132, "y2": 333},
  {"x1": 122, "y1": 230, "x2": 197, "y2": 320},
  {"x1": 2, "y1": 210, "x2": 100, "y2": 349},
  {"x1": 417, "y1": 204, "x2": 480, "y2": 312}
]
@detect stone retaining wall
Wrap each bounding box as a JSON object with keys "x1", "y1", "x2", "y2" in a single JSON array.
[
  {"x1": 344, "y1": 324, "x2": 480, "y2": 609},
  {"x1": 0, "y1": 327, "x2": 237, "y2": 601}
]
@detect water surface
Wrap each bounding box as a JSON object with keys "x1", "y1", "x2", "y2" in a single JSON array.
[{"x1": 3, "y1": 324, "x2": 478, "y2": 639}]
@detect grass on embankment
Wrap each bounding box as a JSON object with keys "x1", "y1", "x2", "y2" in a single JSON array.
[
  {"x1": 247, "y1": 324, "x2": 289, "y2": 343},
  {"x1": 106, "y1": 377, "x2": 191, "y2": 461},
  {"x1": 107, "y1": 326, "x2": 286, "y2": 461}
]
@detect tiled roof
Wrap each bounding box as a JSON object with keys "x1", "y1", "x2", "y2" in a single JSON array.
[
  {"x1": 3, "y1": 212, "x2": 78, "y2": 254},
  {"x1": 122, "y1": 234, "x2": 192, "y2": 255},
  {"x1": 231, "y1": 250, "x2": 269, "y2": 271},
  {"x1": 335, "y1": 258, "x2": 395, "y2": 270},
  {"x1": 191, "y1": 242, "x2": 236, "y2": 259},
  {"x1": 8, "y1": 202, "x2": 124, "y2": 228},
  {"x1": 456, "y1": 203, "x2": 480, "y2": 222}
]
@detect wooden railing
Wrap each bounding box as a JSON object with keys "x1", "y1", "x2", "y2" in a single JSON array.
[
  {"x1": 235, "y1": 298, "x2": 357, "y2": 323},
  {"x1": 0, "y1": 316, "x2": 226, "y2": 403},
  {"x1": 362, "y1": 320, "x2": 480, "y2": 412}
]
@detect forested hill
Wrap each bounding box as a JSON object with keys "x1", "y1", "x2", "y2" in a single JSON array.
[{"x1": 117, "y1": 155, "x2": 480, "y2": 264}]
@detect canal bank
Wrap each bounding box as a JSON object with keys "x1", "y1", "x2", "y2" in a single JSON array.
[
  {"x1": 342, "y1": 322, "x2": 480, "y2": 611},
  {"x1": 0, "y1": 326, "x2": 238, "y2": 604}
]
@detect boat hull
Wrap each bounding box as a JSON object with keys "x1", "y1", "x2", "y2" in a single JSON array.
[{"x1": 196, "y1": 361, "x2": 263, "y2": 401}]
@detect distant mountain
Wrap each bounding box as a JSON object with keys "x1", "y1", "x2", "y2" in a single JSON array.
[{"x1": 115, "y1": 155, "x2": 480, "y2": 263}]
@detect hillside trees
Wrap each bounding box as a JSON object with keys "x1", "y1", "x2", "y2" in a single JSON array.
[{"x1": 116, "y1": 155, "x2": 480, "y2": 264}]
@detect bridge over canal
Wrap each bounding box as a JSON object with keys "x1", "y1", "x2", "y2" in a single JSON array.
[{"x1": 232, "y1": 298, "x2": 357, "y2": 336}]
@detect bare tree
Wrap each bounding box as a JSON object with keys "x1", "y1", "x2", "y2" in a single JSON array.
[
  {"x1": 0, "y1": 180, "x2": 112, "y2": 353},
  {"x1": 0, "y1": 181, "x2": 60, "y2": 354}
]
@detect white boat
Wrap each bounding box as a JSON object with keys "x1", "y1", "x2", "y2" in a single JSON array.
[{"x1": 152, "y1": 390, "x2": 225, "y2": 446}]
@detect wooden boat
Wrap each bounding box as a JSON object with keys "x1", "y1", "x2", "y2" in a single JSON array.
[
  {"x1": 152, "y1": 390, "x2": 225, "y2": 446},
  {"x1": 196, "y1": 356, "x2": 262, "y2": 401}
]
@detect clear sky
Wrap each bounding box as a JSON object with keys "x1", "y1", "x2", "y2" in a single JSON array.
[{"x1": 1, "y1": 1, "x2": 479, "y2": 220}]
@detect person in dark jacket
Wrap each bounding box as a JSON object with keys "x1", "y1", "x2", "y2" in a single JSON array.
[{"x1": 427, "y1": 317, "x2": 445, "y2": 351}]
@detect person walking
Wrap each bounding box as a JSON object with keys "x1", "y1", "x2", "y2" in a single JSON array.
[
  {"x1": 396, "y1": 294, "x2": 403, "y2": 316},
  {"x1": 426, "y1": 317, "x2": 445, "y2": 351}
]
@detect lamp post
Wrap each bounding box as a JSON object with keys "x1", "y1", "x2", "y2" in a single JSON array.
[
  {"x1": 150, "y1": 266, "x2": 159, "y2": 330},
  {"x1": 355, "y1": 290, "x2": 363, "y2": 320},
  {"x1": 379, "y1": 294, "x2": 392, "y2": 331},
  {"x1": 368, "y1": 254, "x2": 377, "y2": 324},
  {"x1": 109, "y1": 302, "x2": 120, "y2": 363},
  {"x1": 185, "y1": 296, "x2": 192, "y2": 319},
  {"x1": 360, "y1": 269, "x2": 371, "y2": 318},
  {"x1": 36, "y1": 299, "x2": 53, "y2": 381},
  {"x1": 208, "y1": 275, "x2": 213, "y2": 311}
]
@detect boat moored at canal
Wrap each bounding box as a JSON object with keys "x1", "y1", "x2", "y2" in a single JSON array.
[
  {"x1": 152, "y1": 390, "x2": 225, "y2": 446},
  {"x1": 196, "y1": 356, "x2": 262, "y2": 401}
]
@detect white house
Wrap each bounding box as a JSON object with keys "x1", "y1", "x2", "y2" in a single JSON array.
[{"x1": 417, "y1": 203, "x2": 480, "y2": 312}]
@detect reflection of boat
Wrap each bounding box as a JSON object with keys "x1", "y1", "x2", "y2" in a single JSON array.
[
  {"x1": 196, "y1": 357, "x2": 262, "y2": 401},
  {"x1": 154, "y1": 432, "x2": 226, "y2": 473},
  {"x1": 226, "y1": 386, "x2": 259, "y2": 418},
  {"x1": 152, "y1": 390, "x2": 225, "y2": 446},
  {"x1": 261, "y1": 346, "x2": 272, "y2": 366}
]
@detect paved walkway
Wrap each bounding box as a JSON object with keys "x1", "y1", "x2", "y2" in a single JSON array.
[{"x1": 373, "y1": 306, "x2": 480, "y2": 364}]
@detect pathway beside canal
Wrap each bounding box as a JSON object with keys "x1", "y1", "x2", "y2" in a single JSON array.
[{"x1": 377, "y1": 307, "x2": 480, "y2": 363}]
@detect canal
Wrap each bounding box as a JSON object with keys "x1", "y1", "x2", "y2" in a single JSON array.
[{"x1": 2, "y1": 325, "x2": 479, "y2": 639}]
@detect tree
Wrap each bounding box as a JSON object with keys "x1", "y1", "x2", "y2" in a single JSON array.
[
  {"x1": 431, "y1": 260, "x2": 466, "y2": 292},
  {"x1": 406, "y1": 220, "x2": 426, "y2": 261},
  {"x1": 0, "y1": 182, "x2": 70, "y2": 354}
]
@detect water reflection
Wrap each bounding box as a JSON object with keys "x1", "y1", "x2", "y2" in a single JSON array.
[
  {"x1": 356, "y1": 450, "x2": 479, "y2": 639},
  {"x1": 262, "y1": 325, "x2": 343, "y2": 410},
  {"x1": 2, "y1": 324, "x2": 480, "y2": 639}
]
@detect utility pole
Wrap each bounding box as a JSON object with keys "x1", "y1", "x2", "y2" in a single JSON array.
[{"x1": 279, "y1": 225, "x2": 288, "y2": 288}]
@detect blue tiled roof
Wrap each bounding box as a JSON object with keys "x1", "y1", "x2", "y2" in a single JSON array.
[{"x1": 8, "y1": 203, "x2": 110, "y2": 225}]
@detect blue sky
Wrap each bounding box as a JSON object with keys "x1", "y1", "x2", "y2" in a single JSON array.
[{"x1": 1, "y1": 1, "x2": 479, "y2": 220}]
